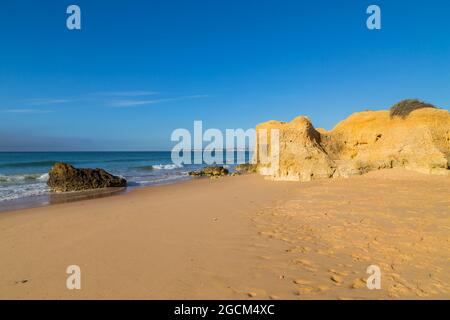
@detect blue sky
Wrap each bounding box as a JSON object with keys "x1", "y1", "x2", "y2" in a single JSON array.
[{"x1": 0, "y1": 0, "x2": 449, "y2": 151}]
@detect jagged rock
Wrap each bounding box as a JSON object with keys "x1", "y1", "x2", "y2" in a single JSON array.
[
  {"x1": 188, "y1": 166, "x2": 229, "y2": 177},
  {"x1": 254, "y1": 102, "x2": 450, "y2": 181},
  {"x1": 47, "y1": 163, "x2": 127, "y2": 192}
]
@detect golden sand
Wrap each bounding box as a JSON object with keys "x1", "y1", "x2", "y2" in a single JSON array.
[{"x1": 0, "y1": 169, "x2": 448, "y2": 299}]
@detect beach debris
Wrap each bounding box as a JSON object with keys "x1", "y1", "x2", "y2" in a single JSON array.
[
  {"x1": 188, "y1": 166, "x2": 229, "y2": 177},
  {"x1": 47, "y1": 162, "x2": 127, "y2": 192},
  {"x1": 14, "y1": 279, "x2": 29, "y2": 285}
]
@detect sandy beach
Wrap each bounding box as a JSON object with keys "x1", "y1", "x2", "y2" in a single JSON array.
[{"x1": 0, "y1": 169, "x2": 448, "y2": 300}]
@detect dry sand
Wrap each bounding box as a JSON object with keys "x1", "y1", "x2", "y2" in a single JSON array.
[{"x1": 0, "y1": 169, "x2": 449, "y2": 299}]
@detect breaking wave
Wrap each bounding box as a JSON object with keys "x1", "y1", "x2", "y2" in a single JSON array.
[
  {"x1": 137, "y1": 164, "x2": 183, "y2": 171},
  {"x1": 0, "y1": 173, "x2": 49, "y2": 184}
]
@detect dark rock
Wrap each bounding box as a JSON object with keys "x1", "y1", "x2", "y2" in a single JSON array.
[
  {"x1": 188, "y1": 166, "x2": 229, "y2": 177},
  {"x1": 235, "y1": 163, "x2": 257, "y2": 173},
  {"x1": 47, "y1": 162, "x2": 127, "y2": 192}
]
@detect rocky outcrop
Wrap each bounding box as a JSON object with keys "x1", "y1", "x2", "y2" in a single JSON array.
[
  {"x1": 254, "y1": 102, "x2": 450, "y2": 181},
  {"x1": 188, "y1": 166, "x2": 229, "y2": 177},
  {"x1": 255, "y1": 116, "x2": 336, "y2": 181},
  {"x1": 47, "y1": 163, "x2": 127, "y2": 192},
  {"x1": 235, "y1": 163, "x2": 257, "y2": 173}
]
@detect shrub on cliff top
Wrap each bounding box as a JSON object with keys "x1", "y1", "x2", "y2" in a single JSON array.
[{"x1": 390, "y1": 99, "x2": 436, "y2": 118}]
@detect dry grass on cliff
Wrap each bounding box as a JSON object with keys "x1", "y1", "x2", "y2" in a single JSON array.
[{"x1": 390, "y1": 99, "x2": 436, "y2": 118}]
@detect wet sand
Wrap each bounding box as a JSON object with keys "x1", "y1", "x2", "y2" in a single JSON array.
[
  {"x1": 0, "y1": 187, "x2": 127, "y2": 213},
  {"x1": 0, "y1": 169, "x2": 449, "y2": 299}
]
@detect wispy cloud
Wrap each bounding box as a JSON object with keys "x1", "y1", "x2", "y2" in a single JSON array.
[
  {"x1": 17, "y1": 92, "x2": 209, "y2": 109},
  {"x1": 24, "y1": 98, "x2": 70, "y2": 106},
  {"x1": 2, "y1": 109, "x2": 53, "y2": 114},
  {"x1": 109, "y1": 94, "x2": 209, "y2": 108},
  {"x1": 182, "y1": 94, "x2": 209, "y2": 99},
  {"x1": 93, "y1": 91, "x2": 158, "y2": 97},
  {"x1": 110, "y1": 99, "x2": 162, "y2": 107}
]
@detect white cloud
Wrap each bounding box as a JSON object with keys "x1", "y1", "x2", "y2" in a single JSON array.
[
  {"x1": 109, "y1": 94, "x2": 209, "y2": 108},
  {"x1": 17, "y1": 92, "x2": 209, "y2": 109},
  {"x1": 93, "y1": 91, "x2": 158, "y2": 97},
  {"x1": 2, "y1": 109, "x2": 53, "y2": 114},
  {"x1": 109, "y1": 99, "x2": 162, "y2": 107},
  {"x1": 24, "y1": 98, "x2": 70, "y2": 105}
]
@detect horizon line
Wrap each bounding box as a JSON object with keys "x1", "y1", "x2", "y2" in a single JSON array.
[{"x1": 0, "y1": 149, "x2": 255, "y2": 153}]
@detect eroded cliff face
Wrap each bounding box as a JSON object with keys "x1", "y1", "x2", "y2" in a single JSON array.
[
  {"x1": 255, "y1": 116, "x2": 336, "y2": 181},
  {"x1": 254, "y1": 107, "x2": 450, "y2": 181}
]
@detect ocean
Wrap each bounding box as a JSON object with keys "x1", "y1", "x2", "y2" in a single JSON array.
[{"x1": 0, "y1": 151, "x2": 251, "y2": 209}]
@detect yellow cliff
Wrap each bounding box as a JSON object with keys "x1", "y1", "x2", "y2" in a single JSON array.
[{"x1": 255, "y1": 100, "x2": 450, "y2": 181}]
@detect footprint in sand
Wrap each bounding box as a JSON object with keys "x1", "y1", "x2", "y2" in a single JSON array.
[
  {"x1": 328, "y1": 269, "x2": 349, "y2": 277},
  {"x1": 317, "y1": 285, "x2": 330, "y2": 292},
  {"x1": 258, "y1": 231, "x2": 276, "y2": 238},
  {"x1": 328, "y1": 268, "x2": 349, "y2": 285},
  {"x1": 293, "y1": 286, "x2": 316, "y2": 295},
  {"x1": 350, "y1": 278, "x2": 366, "y2": 289},
  {"x1": 317, "y1": 248, "x2": 335, "y2": 256},
  {"x1": 293, "y1": 259, "x2": 318, "y2": 272},
  {"x1": 293, "y1": 278, "x2": 311, "y2": 285},
  {"x1": 388, "y1": 284, "x2": 410, "y2": 298},
  {"x1": 351, "y1": 253, "x2": 371, "y2": 262},
  {"x1": 291, "y1": 277, "x2": 330, "y2": 296},
  {"x1": 330, "y1": 274, "x2": 344, "y2": 285}
]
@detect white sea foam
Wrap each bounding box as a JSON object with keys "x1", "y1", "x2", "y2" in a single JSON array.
[
  {"x1": 0, "y1": 172, "x2": 50, "y2": 202},
  {"x1": 0, "y1": 173, "x2": 49, "y2": 183},
  {"x1": 38, "y1": 173, "x2": 49, "y2": 181},
  {"x1": 134, "y1": 175, "x2": 189, "y2": 186},
  {"x1": 152, "y1": 164, "x2": 183, "y2": 170},
  {"x1": 0, "y1": 182, "x2": 50, "y2": 202}
]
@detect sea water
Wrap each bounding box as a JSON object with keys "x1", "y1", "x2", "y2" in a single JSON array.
[{"x1": 0, "y1": 151, "x2": 251, "y2": 208}]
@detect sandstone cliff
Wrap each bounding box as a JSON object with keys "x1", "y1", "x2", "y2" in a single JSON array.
[{"x1": 254, "y1": 101, "x2": 450, "y2": 181}]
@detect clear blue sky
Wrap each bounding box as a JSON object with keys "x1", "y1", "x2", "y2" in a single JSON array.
[{"x1": 0, "y1": 0, "x2": 449, "y2": 151}]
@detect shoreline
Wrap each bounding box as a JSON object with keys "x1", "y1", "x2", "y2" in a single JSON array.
[
  {"x1": 0, "y1": 187, "x2": 128, "y2": 213},
  {"x1": 0, "y1": 176, "x2": 195, "y2": 214},
  {"x1": 0, "y1": 170, "x2": 449, "y2": 299}
]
